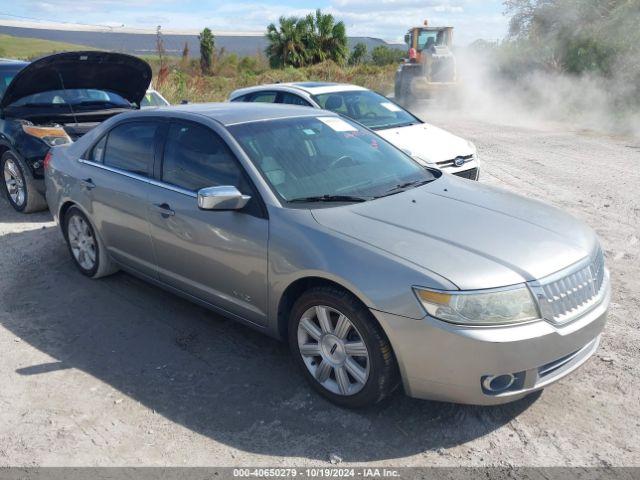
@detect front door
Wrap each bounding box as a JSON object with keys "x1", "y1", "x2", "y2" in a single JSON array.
[{"x1": 146, "y1": 121, "x2": 269, "y2": 325}]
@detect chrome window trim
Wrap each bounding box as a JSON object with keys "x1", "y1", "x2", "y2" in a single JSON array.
[{"x1": 78, "y1": 158, "x2": 197, "y2": 198}]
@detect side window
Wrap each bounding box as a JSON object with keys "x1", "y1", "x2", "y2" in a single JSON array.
[
  {"x1": 87, "y1": 135, "x2": 107, "y2": 163},
  {"x1": 316, "y1": 94, "x2": 348, "y2": 114},
  {"x1": 280, "y1": 92, "x2": 311, "y2": 107},
  {"x1": 249, "y1": 91, "x2": 277, "y2": 103},
  {"x1": 103, "y1": 122, "x2": 159, "y2": 176},
  {"x1": 230, "y1": 94, "x2": 247, "y2": 102},
  {"x1": 161, "y1": 122, "x2": 245, "y2": 192}
]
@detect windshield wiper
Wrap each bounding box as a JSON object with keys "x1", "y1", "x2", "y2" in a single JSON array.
[
  {"x1": 370, "y1": 121, "x2": 417, "y2": 130},
  {"x1": 288, "y1": 195, "x2": 370, "y2": 203},
  {"x1": 376, "y1": 179, "x2": 433, "y2": 198}
]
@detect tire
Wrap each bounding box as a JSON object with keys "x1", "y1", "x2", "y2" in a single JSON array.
[
  {"x1": 398, "y1": 73, "x2": 413, "y2": 107},
  {"x1": 1, "y1": 151, "x2": 47, "y2": 213},
  {"x1": 63, "y1": 206, "x2": 118, "y2": 279},
  {"x1": 289, "y1": 286, "x2": 399, "y2": 408}
]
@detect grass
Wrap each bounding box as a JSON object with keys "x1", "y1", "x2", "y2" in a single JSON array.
[
  {"x1": 0, "y1": 33, "x2": 397, "y2": 102},
  {"x1": 153, "y1": 59, "x2": 398, "y2": 104},
  {"x1": 0, "y1": 34, "x2": 94, "y2": 60}
]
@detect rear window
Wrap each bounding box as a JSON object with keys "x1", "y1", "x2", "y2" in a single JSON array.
[
  {"x1": 103, "y1": 122, "x2": 160, "y2": 176},
  {"x1": 280, "y1": 92, "x2": 311, "y2": 106},
  {"x1": 249, "y1": 92, "x2": 277, "y2": 103}
]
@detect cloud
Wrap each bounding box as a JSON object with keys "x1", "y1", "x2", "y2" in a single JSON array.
[{"x1": 5, "y1": 0, "x2": 508, "y2": 44}]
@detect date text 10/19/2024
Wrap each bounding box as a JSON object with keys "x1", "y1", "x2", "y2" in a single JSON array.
[{"x1": 233, "y1": 468, "x2": 401, "y2": 478}]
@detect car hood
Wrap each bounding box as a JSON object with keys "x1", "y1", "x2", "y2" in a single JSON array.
[
  {"x1": 311, "y1": 176, "x2": 597, "y2": 290},
  {"x1": 0, "y1": 51, "x2": 152, "y2": 108},
  {"x1": 375, "y1": 122, "x2": 473, "y2": 165}
]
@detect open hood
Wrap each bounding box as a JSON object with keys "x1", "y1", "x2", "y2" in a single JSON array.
[{"x1": 0, "y1": 51, "x2": 152, "y2": 109}]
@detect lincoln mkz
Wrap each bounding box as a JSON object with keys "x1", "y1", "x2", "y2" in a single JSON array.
[{"x1": 45, "y1": 103, "x2": 609, "y2": 408}]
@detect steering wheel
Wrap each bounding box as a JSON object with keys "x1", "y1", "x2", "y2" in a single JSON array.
[
  {"x1": 330, "y1": 155, "x2": 355, "y2": 169},
  {"x1": 362, "y1": 111, "x2": 378, "y2": 119}
]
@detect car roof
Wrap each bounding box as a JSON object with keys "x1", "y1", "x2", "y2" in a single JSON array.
[
  {"x1": 229, "y1": 82, "x2": 368, "y2": 99},
  {"x1": 146, "y1": 102, "x2": 337, "y2": 126}
]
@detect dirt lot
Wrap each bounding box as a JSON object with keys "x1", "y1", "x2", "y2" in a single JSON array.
[{"x1": 0, "y1": 109, "x2": 638, "y2": 467}]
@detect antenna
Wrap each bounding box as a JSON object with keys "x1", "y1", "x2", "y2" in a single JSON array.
[{"x1": 55, "y1": 69, "x2": 79, "y2": 126}]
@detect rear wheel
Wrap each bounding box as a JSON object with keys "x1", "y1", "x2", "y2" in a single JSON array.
[
  {"x1": 63, "y1": 206, "x2": 117, "y2": 278},
  {"x1": 1, "y1": 151, "x2": 47, "y2": 213},
  {"x1": 289, "y1": 286, "x2": 399, "y2": 408}
]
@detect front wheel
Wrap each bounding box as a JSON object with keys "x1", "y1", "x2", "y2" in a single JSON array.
[
  {"x1": 289, "y1": 286, "x2": 399, "y2": 408},
  {"x1": 1, "y1": 151, "x2": 47, "y2": 213}
]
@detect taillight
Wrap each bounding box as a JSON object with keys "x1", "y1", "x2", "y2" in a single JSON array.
[{"x1": 43, "y1": 150, "x2": 53, "y2": 171}]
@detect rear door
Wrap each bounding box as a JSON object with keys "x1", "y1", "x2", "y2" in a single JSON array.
[
  {"x1": 278, "y1": 92, "x2": 312, "y2": 107},
  {"x1": 80, "y1": 119, "x2": 164, "y2": 278},
  {"x1": 146, "y1": 120, "x2": 269, "y2": 325}
]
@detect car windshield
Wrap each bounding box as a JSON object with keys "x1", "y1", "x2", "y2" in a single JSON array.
[
  {"x1": 9, "y1": 89, "x2": 131, "y2": 108},
  {"x1": 228, "y1": 116, "x2": 435, "y2": 203},
  {"x1": 312, "y1": 90, "x2": 419, "y2": 130}
]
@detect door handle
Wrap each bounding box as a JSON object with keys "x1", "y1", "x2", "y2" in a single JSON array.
[
  {"x1": 153, "y1": 203, "x2": 175, "y2": 217},
  {"x1": 80, "y1": 178, "x2": 96, "y2": 190}
]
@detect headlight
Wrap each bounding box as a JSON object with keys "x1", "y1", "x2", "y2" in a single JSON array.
[
  {"x1": 22, "y1": 125, "x2": 72, "y2": 147},
  {"x1": 413, "y1": 285, "x2": 540, "y2": 326}
]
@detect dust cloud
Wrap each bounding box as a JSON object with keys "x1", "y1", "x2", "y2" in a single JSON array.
[{"x1": 452, "y1": 48, "x2": 640, "y2": 138}]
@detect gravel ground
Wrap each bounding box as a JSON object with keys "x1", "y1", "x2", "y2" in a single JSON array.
[{"x1": 0, "y1": 108, "x2": 638, "y2": 467}]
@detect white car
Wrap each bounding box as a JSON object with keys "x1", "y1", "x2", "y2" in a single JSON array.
[
  {"x1": 229, "y1": 82, "x2": 479, "y2": 179},
  {"x1": 140, "y1": 88, "x2": 170, "y2": 108}
]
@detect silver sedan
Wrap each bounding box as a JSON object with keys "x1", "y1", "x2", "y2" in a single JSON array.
[{"x1": 45, "y1": 103, "x2": 610, "y2": 408}]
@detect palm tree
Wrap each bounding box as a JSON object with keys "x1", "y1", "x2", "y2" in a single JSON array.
[
  {"x1": 306, "y1": 9, "x2": 348, "y2": 65},
  {"x1": 265, "y1": 16, "x2": 310, "y2": 68}
]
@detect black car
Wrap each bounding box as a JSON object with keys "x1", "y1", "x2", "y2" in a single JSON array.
[{"x1": 0, "y1": 52, "x2": 151, "y2": 212}]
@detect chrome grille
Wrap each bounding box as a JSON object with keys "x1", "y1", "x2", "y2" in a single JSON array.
[
  {"x1": 436, "y1": 154, "x2": 473, "y2": 168},
  {"x1": 538, "y1": 248, "x2": 606, "y2": 324}
]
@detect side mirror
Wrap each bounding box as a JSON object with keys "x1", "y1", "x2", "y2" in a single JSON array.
[
  {"x1": 180, "y1": 99, "x2": 189, "y2": 105},
  {"x1": 197, "y1": 186, "x2": 251, "y2": 211}
]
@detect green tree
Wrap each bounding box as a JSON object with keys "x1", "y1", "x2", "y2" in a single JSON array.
[
  {"x1": 349, "y1": 42, "x2": 367, "y2": 65},
  {"x1": 265, "y1": 16, "x2": 310, "y2": 68},
  {"x1": 305, "y1": 9, "x2": 348, "y2": 65},
  {"x1": 371, "y1": 45, "x2": 404, "y2": 66},
  {"x1": 199, "y1": 27, "x2": 215, "y2": 74}
]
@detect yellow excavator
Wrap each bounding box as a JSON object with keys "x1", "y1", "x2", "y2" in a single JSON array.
[{"x1": 394, "y1": 20, "x2": 458, "y2": 104}]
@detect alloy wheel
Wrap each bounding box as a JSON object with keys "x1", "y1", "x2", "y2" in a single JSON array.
[
  {"x1": 297, "y1": 305, "x2": 370, "y2": 396},
  {"x1": 67, "y1": 215, "x2": 97, "y2": 270},
  {"x1": 3, "y1": 159, "x2": 25, "y2": 207}
]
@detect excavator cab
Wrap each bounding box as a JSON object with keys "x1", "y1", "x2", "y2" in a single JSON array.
[
  {"x1": 405, "y1": 26, "x2": 453, "y2": 55},
  {"x1": 395, "y1": 21, "x2": 457, "y2": 104}
]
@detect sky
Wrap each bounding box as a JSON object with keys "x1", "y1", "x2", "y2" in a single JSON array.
[{"x1": 0, "y1": 0, "x2": 508, "y2": 44}]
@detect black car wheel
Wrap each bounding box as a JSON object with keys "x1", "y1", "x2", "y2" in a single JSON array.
[
  {"x1": 289, "y1": 286, "x2": 399, "y2": 408},
  {"x1": 1, "y1": 151, "x2": 47, "y2": 213}
]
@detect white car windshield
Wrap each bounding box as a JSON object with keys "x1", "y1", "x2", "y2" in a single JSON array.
[
  {"x1": 229, "y1": 116, "x2": 436, "y2": 203},
  {"x1": 312, "y1": 90, "x2": 419, "y2": 130}
]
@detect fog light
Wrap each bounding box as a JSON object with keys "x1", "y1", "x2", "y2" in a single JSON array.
[{"x1": 482, "y1": 374, "x2": 516, "y2": 393}]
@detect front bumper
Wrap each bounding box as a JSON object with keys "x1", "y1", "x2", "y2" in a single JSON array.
[
  {"x1": 372, "y1": 281, "x2": 609, "y2": 405},
  {"x1": 440, "y1": 159, "x2": 480, "y2": 180}
]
